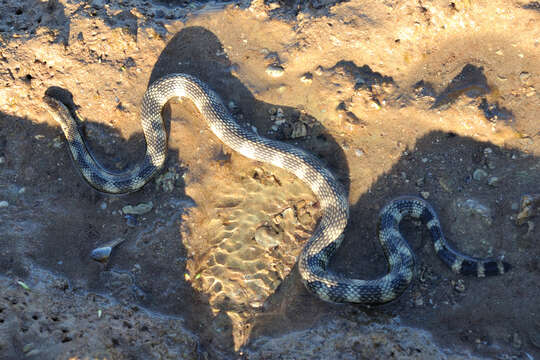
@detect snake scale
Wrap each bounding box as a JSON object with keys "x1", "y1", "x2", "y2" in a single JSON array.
[{"x1": 44, "y1": 73, "x2": 510, "y2": 304}]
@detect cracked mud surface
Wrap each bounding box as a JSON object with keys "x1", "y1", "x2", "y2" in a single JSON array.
[{"x1": 0, "y1": 0, "x2": 539, "y2": 359}]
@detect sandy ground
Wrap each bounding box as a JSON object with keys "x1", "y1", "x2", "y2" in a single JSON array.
[{"x1": 0, "y1": 0, "x2": 539, "y2": 359}]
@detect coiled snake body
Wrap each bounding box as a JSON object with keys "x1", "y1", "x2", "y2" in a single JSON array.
[{"x1": 44, "y1": 74, "x2": 510, "y2": 304}]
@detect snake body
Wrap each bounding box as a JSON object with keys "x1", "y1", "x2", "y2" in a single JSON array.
[{"x1": 44, "y1": 73, "x2": 510, "y2": 304}]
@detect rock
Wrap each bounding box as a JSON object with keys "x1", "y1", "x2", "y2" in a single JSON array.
[
  {"x1": 459, "y1": 199, "x2": 492, "y2": 225},
  {"x1": 155, "y1": 167, "x2": 183, "y2": 192},
  {"x1": 420, "y1": 191, "x2": 430, "y2": 199},
  {"x1": 453, "y1": 279, "x2": 466, "y2": 293},
  {"x1": 354, "y1": 149, "x2": 364, "y2": 157},
  {"x1": 300, "y1": 73, "x2": 313, "y2": 84},
  {"x1": 266, "y1": 65, "x2": 284, "y2": 78},
  {"x1": 122, "y1": 201, "x2": 153, "y2": 215},
  {"x1": 290, "y1": 122, "x2": 307, "y2": 138},
  {"x1": 125, "y1": 215, "x2": 137, "y2": 227},
  {"x1": 472, "y1": 169, "x2": 488, "y2": 181},
  {"x1": 90, "y1": 238, "x2": 126, "y2": 262},
  {"x1": 90, "y1": 247, "x2": 113, "y2": 262},
  {"x1": 519, "y1": 72, "x2": 531, "y2": 84},
  {"x1": 0, "y1": 200, "x2": 8, "y2": 208},
  {"x1": 254, "y1": 225, "x2": 279, "y2": 249},
  {"x1": 487, "y1": 176, "x2": 499, "y2": 186},
  {"x1": 516, "y1": 194, "x2": 540, "y2": 225},
  {"x1": 511, "y1": 332, "x2": 523, "y2": 350}
]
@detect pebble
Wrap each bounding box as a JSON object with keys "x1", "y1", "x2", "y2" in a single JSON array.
[
  {"x1": 125, "y1": 215, "x2": 138, "y2": 227},
  {"x1": 254, "y1": 225, "x2": 279, "y2": 248},
  {"x1": 228, "y1": 101, "x2": 238, "y2": 111},
  {"x1": 0, "y1": 156, "x2": 5, "y2": 164},
  {"x1": 266, "y1": 65, "x2": 284, "y2": 78},
  {"x1": 453, "y1": 279, "x2": 466, "y2": 293},
  {"x1": 519, "y1": 72, "x2": 531, "y2": 84},
  {"x1": 25, "y1": 350, "x2": 41, "y2": 357},
  {"x1": 516, "y1": 194, "x2": 540, "y2": 225},
  {"x1": 23, "y1": 343, "x2": 34, "y2": 353},
  {"x1": 487, "y1": 176, "x2": 499, "y2": 186},
  {"x1": 420, "y1": 191, "x2": 430, "y2": 199},
  {"x1": 354, "y1": 149, "x2": 364, "y2": 157},
  {"x1": 300, "y1": 73, "x2": 313, "y2": 84},
  {"x1": 155, "y1": 168, "x2": 181, "y2": 192},
  {"x1": 460, "y1": 199, "x2": 492, "y2": 225},
  {"x1": 511, "y1": 332, "x2": 522, "y2": 349},
  {"x1": 472, "y1": 169, "x2": 488, "y2": 181},
  {"x1": 122, "y1": 201, "x2": 153, "y2": 215},
  {"x1": 314, "y1": 66, "x2": 324, "y2": 76},
  {"x1": 90, "y1": 247, "x2": 113, "y2": 262},
  {"x1": 52, "y1": 137, "x2": 63, "y2": 149},
  {"x1": 90, "y1": 238, "x2": 126, "y2": 262},
  {"x1": 100, "y1": 202, "x2": 107, "y2": 210},
  {"x1": 290, "y1": 122, "x2": 307, "y2": 138},
  {"x1": 0, "y1": 200, "x2": 8, "y2": 208}
]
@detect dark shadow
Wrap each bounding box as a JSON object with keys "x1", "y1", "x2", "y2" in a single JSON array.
[
  {"x1": 149, "y1": 26, "x2": 351, "y2": 191},
  {"x1": 0, "y1": 106, "x2": 227, "y2": 356},
  {"x1": 248, "y1": 129, "x2": 540, "y2": 357},
  {"x1": 147, "y1": 25, "x2": 350, "y2": 351}
]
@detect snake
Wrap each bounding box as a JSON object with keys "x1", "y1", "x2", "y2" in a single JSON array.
[{"x1": 44, "y1": 73, "x2": 511, "y2": 304}]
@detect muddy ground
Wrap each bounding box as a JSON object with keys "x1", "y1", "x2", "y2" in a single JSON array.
[{"x1": 0, "y1": 0, "x2": 539, "y2": 359}]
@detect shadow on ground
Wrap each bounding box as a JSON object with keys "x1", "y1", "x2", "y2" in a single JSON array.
[{"x1": 249, "y1": 129, "x2": 540, "y2": 357}]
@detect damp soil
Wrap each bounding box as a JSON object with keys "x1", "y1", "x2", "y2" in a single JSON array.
[{"x1": 0, "y1": 0, "x2": 539, "y2": 359}]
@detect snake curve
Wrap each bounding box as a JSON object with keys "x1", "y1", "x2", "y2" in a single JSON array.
[{"x1": 44, "y1": 73, "x2": 511, "y2": 304}]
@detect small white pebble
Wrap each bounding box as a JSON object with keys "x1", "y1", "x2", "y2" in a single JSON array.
[
  {"x1": 100, "y1": 202, "x2": 107, "y2": 210},
  {"x1": 18, "y1": 187, "x2": 26, "y2": 194},
  {"x1": 354, "y1": 149, "x2": 364, "y2": 157},
  {"x1": 266, "y1": 65, "x2": 284, "y2": 78},
  {"x1": 300, "y1": 73, "x2": 313, "y2": 84},
  {"x1": 0, "y1": 156, "x2": 5, "y2": 164},
  {"x1": 0, "y1": 200, "x2": 8, "y2": 208}
]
